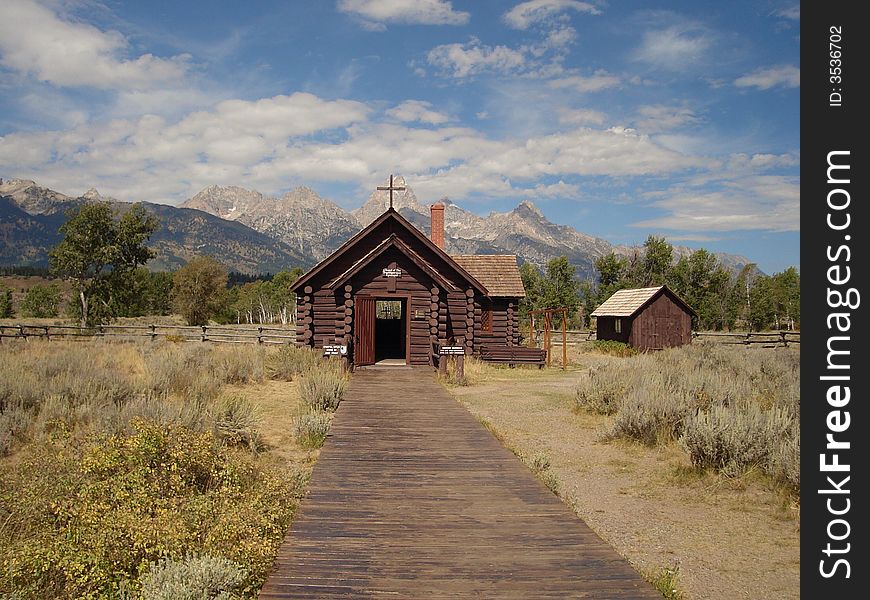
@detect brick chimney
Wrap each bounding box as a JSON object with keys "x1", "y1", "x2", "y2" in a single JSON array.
[{"x1": 429, "y1": 202, "x2": 445, "y2": 249}]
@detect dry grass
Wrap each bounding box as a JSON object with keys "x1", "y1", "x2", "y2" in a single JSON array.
[
  {"x1": 439, "y1": 356, "x2": 581, "y2": 387},
  {"x1": 0, "y1": 338, "x2": 325, "y2": 598},
  {"x1": 446, "y1": 347, "x2": 800, "y2": 600}
]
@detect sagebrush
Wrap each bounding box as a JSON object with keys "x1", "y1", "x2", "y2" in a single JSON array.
[
  {"x1": 298, "y1": 360, "x2": 347, "y2": 412},
  {"x1": 572, "y1": 343, "x2": 800, "y2": 487}
]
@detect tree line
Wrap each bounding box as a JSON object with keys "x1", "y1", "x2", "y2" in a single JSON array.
[
  {"x1": 0, "y1": 202, "x2": 303, "y2": 327},
  {"x1": 2, "y1": 202, "x2": 799, "y2": 332},
  {"x1": 518, "y1": 236, "x2": 799, "y2": 332}
]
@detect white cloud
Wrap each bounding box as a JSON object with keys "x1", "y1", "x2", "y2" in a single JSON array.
[
  {"x1": 427, "y1": 38, "x2": 527, "y2": 78},
  {"x1": 775, "y1": 5, "x2": 800, "y2": 20},
  {"x1": 1, "y1": 90, "x2": 713, "y2": 206},
  {"x1": 547, "y1": 71, "x2": 620, "y2": 93},
  {"x1": 558, "y1": 108, "x2": 606, "y2": 125},
  {"x1": 634, "y1": 105, "x2": 700, "y2": 133},
  {"x1": 734, "y1": 65, "x2": 800, "y2": 90},
  {"x1": 633, "y1": 24, "x2": 712, "y2": 70},
  {"x1": 385, "y1": 100, "x2": 450, "y2": 124},
  {"x1": 503, "y1": 0, "x2": 600, "y2": 30},
  {"x1": 0, "y1": 0, "x2": 189, "y2": 90},
  {"x1": 634, "y1": 176, "x2": 799, "y2": 232},
  {"x1": 337, "y1": 0, "x2": 469, "y2": 27},
  {"x1": 542, "y1": 25, "x2": 577, "y2": 50}
]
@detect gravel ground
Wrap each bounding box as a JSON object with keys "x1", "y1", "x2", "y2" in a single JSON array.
[{"x1": 447, "y1": 364, "x2": 800, "y2": 600}]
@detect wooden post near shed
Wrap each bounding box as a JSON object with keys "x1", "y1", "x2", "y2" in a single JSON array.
[{"x1": 528, "y1": 307, "x2": 570, "y2": 370}]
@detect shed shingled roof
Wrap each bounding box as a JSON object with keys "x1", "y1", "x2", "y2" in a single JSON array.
[
  {"x1": 450, "y1": 255, "x2": 526, "y2": 298},
  {"x1": 590, "y1": 286, "x2": 663, "y2": 317},
  {"x1": 591, "y1": 285, "x2": 696, "y2": 318}
]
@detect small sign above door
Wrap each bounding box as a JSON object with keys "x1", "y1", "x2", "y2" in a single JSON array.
[{"x1": 382, "y1": 268, "x2": 402, "y2": 277}]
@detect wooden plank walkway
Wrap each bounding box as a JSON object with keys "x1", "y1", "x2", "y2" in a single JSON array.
[{"x1": 260, "y1": 368, "x2": 660, "y2": 599}]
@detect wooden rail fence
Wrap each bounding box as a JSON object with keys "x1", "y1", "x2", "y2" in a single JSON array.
[
  {"x1": 538, "y1": 329, "x2": 800, "y2": 348},
  {"x1": 0, "y1": 323, "x2": 298, "y2": 345},
  {"x1": 2, "y1": 324, "x2": 799, "y2": 349}
]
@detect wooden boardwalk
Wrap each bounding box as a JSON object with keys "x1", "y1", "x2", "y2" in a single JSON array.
[{"x1": 260, "y1": 368, "x2": 660, "y2": 599}]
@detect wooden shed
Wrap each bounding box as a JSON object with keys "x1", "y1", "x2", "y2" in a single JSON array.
[
  {"x1": 290, "y1": 202, "x2": 526, "y2": 368},
  {"x1": 591, "y1": 285, "x2": 695, "y2": 351}
]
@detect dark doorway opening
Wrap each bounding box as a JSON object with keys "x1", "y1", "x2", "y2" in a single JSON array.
[{"x1": 375, "y1": 299, "x2": 407, "y2": 362}]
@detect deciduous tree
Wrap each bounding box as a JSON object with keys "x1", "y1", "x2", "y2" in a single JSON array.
[
  {"x1": 49, "y1": 203, "x2": 158, "y2": 327},
  {"x1": 171, "y1": 256, "x2": 229, "y2": 326}
]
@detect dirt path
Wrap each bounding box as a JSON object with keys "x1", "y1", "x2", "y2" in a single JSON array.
[{"x1": 449, "y1": 369, "x2": 800, "y2": 600}]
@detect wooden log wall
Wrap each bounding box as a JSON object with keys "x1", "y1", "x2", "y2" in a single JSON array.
[
  {"x1": 465, "y1": 288, "x2": 475, "y2": 354},
  {"x1": 297, "y1": 286, "x2": 313, "y2": 347},
  {"x1": 447, "y1": 292, "x2": 468, "y2": 348},
  {"x1": 337, "y1": 285, "x2": 353, "y2": 345}
]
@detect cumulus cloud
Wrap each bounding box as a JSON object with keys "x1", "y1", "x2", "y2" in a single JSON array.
[
  {"x1": 503, "y1": 0, "x2": 600, "y2": 29},
  {"x1": 385, "y1": 100, "x2": 450, "y2": 124},
  {"x1": 0, "y1": 90, "x2": 713, "y2": 205},
  {"x1": 547, "y1": 71, "x2": 620, "y2": 93},
  {"x1": 0, "y1": 0, "x2": 189, "y2": 90},
  {"x1": 633, "y1": 23, "x2": 713, "y2": 70},
  {"x1": 337, "y1": 0, "x2": 469, "y2": 28},
  {"x1": 634, "y1": 175, "x2": 799, "y2": 232},
  {"x1": 734, "y1": 65, "x2": 800, "y2": 89},
  {"x1": 427, "y1": 38, "x2": 527, "y2": 78}
]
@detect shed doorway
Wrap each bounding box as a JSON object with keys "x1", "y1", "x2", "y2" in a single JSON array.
[{"x1": 375, "y1": 299, "x2": 407, "y2": 364}]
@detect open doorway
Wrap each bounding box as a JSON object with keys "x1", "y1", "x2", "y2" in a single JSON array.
[{"x1": 375, "y1": 298, "x2": 407, "y2": 363}]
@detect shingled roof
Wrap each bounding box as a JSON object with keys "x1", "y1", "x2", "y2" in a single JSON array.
[
  {"x1": 591, "y1": 285, "x2": 695, "y2": 317},
  {"x1": 450, "y1": 255, "x2": 526, "y2": 298}
]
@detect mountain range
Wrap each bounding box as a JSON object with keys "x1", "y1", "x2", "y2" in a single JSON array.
[{"x1": 1, "y1": 176, "x2": 753, "y2": 279}]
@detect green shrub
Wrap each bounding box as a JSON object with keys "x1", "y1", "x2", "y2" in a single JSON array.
[
  {"x1": 298, "y1": 362, "x2": 347, "y2": 412},
  {"x1": 0, "y1": 420, "x2": 299, "y2": 598},
  {"x1": 20, "y1": 283, "x2": 63, "y2": 318},
  {"x1": 592, "y1": 340, "x2": 636, "y2": 357},
  {"x1": 293, "y1": 411, "x2": 331, "y2": 449},
  {"x1": 267, "y1": 345, "x2": 319, "y2": 381},
  {"x1": 0, "y1": 284, "x2": 12, "y2": 318},
  {"x1": 138, "y1": 554, "x2": 247, "y2": 600},
  {"x1": 647, "y1": 564, "x2": 685, "y2": 600}
]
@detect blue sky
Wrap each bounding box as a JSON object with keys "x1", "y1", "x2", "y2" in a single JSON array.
[{"x1": 0, "y1": 0, "x2": 799, "y2": 272}]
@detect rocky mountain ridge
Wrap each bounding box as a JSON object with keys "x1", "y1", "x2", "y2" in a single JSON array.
[
  {"x1": 0, "y1": 178, "x2": 309, "y2": 273},
  {"x1": 1, "y1": 176, "x2": 754, "y2": 278}
]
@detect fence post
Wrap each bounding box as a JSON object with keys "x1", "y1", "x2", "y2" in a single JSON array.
[
  {"x1": 43, "y1": 326, "x2": 50, "y2": 341},
  {"x1": 150, "y1": 324, "x2": 157, "y2": 341},
  {"x1": 258, "y1": 326, "x2": 263, "y2": 344},
  {"x1": 780, "y1": 331, "x2": 787, "y2": 347},
  {"x1": 201, "y1": 325, "x2": 207, "y2": 342},
  {"x1": 744, "y1": 332, "x2": 751, "y2": 346},
  {"x1": 17, "y1": 324, "x2": 26, "y2": 341}
]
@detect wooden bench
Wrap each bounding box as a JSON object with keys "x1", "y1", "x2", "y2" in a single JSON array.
[{"x1": 479, "y1": 344, "x2": 547, "y2": 367}]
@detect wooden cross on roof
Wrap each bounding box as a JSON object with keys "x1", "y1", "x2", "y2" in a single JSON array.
[{"x1": 377, "y1": 174, "x2": 405, "y2": 209}]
